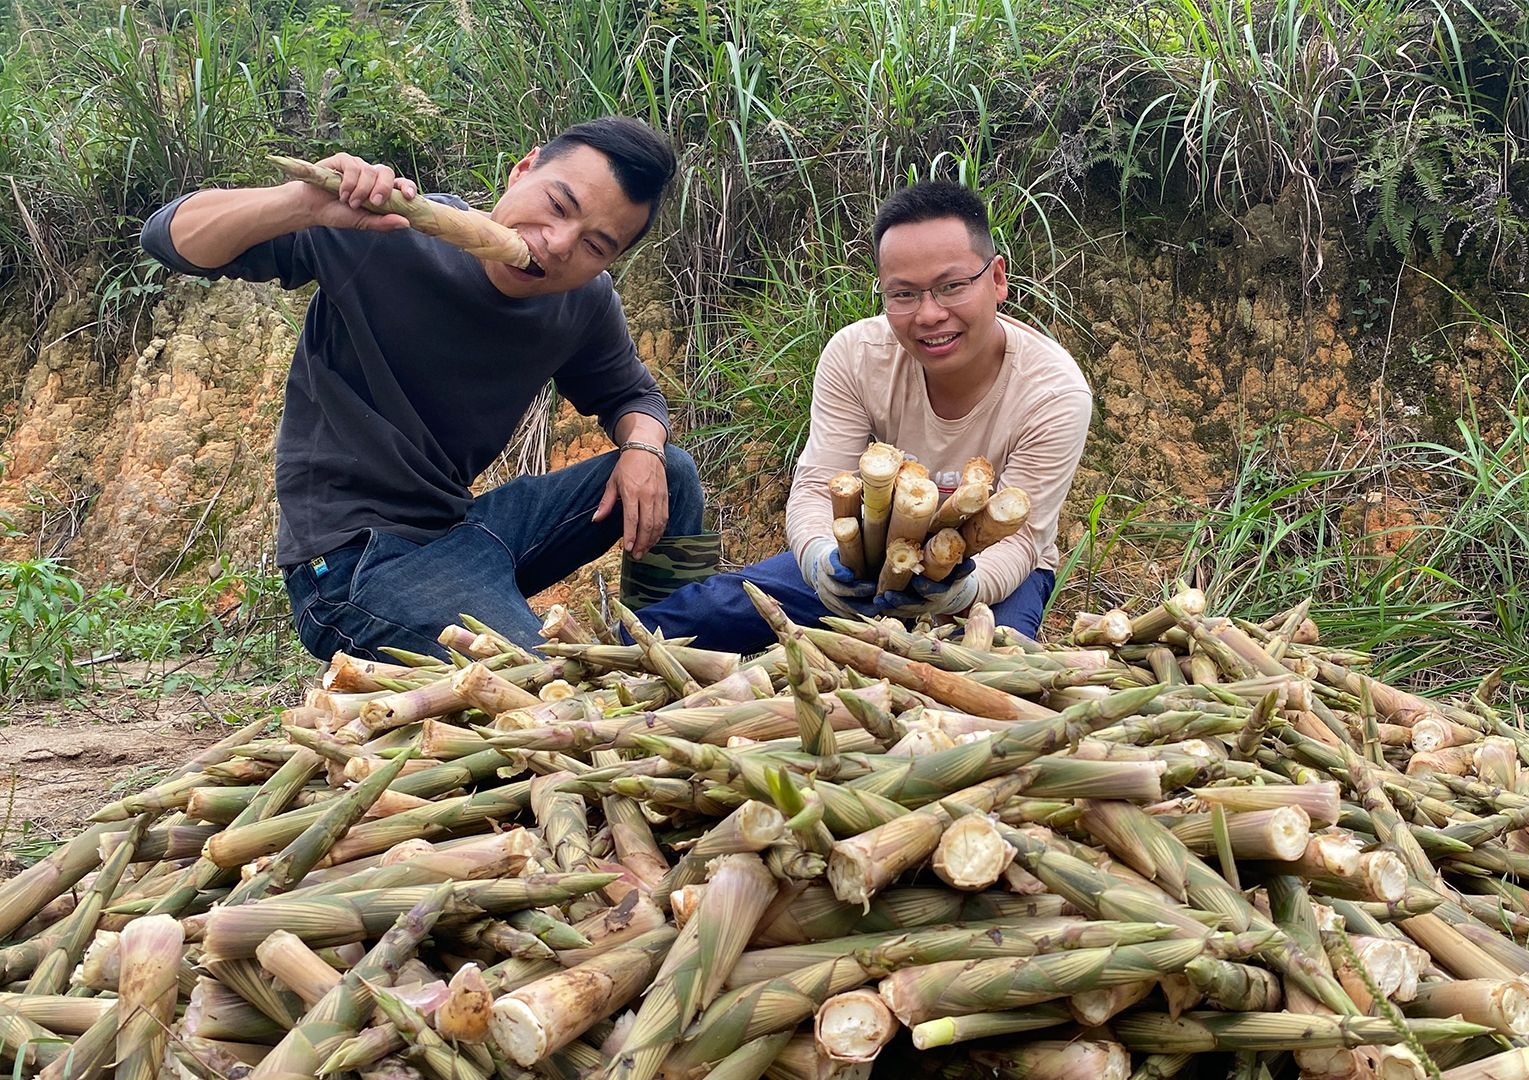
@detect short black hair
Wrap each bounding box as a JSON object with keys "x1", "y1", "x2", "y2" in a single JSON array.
[
  {"x1": 535, "y1": 117, "x2": 677, "y2": 249},
  {"x1": 871, "y1": 181, "x2": 996, "y2": 265}
]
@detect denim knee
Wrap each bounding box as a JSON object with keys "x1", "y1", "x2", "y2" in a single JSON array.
[{"x1": 663, "y1": 444, "x2": 705, "y2": 535}]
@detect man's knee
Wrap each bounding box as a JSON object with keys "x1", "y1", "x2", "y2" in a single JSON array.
[
  {"x1": 661, "y1": 444, "x2": 705, "y2": 535},
  {"x1": 663, "y1": 443, "x2": 701, "y2": 494},
  {"x1": 991, "y1": 568, "x2": 1056, "y2": 637}
]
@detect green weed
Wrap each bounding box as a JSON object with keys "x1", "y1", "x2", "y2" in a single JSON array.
[
  {"x1": 0, "y1": 559, "x2": 95, "y2": 700},
  {"x1": 0, "y1": 557, "x2": 308, "y2": 703}
]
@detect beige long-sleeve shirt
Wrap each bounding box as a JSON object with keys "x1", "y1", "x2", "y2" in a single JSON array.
[{"x1": 786, "y1": 313, "x2": 1093, "y2": 605}]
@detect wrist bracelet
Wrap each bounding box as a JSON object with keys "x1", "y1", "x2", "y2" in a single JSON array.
[{"x1": 619, "y1": 439, "x2": 667, "y2": 462}]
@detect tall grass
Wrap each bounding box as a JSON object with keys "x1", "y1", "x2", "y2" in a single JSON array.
[
  {"x1": 0, "y1": 0, "x2": 458, "y2": 353},
  {"x1": 1089, "y1": 0, "x2": 1528, "y2": 278},
  {"x1": 4, "y1": 0, "x2": 1522, "y2": 321}
]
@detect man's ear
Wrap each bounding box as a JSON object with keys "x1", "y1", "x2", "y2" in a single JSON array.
[
  {"x1": 992, "y1": 254, "x2": 1010, "y2": 305},
  {"x1": 506, "y1": 146, "x2": 541, "y2": 186}
]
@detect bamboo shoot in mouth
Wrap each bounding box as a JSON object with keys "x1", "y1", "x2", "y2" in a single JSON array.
[{"x1": 269, "y1": 154, "x2": 532, "y2": 268}]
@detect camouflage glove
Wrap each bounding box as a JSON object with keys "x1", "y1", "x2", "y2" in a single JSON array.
[
  {"x1": 874, "y1": 558, "x2": 980, "y2": 620},
  {"x1": 802, "y1": 538, "x2": 879, "y2": 619}
]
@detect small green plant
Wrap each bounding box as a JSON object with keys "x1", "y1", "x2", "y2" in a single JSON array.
[
  {"x1": 0, "y1": 559, "x2": 96, "y2": 700},
  {"x1": 0, "y1": 555, "x2": 307, "y2": 703},
  {"x1": 0, "y1": 824, "x2": 64, "y2": 869},
  {"x1": 1355, "y1": 108, "x2": 1528, "y2": 274},
  {"x1": 1349, "y1": 277, "x2": 1391, "y2": 334},
  {"x1": 106, "y1": 561, "x2": 311, "y2": 690}
]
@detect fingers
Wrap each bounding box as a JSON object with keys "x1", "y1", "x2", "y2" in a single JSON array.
[
  {"x1": 607, "y1": 455, "x2": 668, "y2": 559},
  {"x1": 912, "y1": 574, "x2": 952, "y2": 598},
  {"x1": 835, "y1": 577, "x2": 877, "y2": 600},
  {"x1": 622, "y1": 486, "x2": 641, "y2": 556},
  {"x1": 632, "y1": 491, "x2": 666, "y2": 560},
  {"x1": 874, "y1": 591, "x2": 926, "y2": 618},
  {"x1": 818, "y1": 589, "x2": 877, "y2": 620},
  {"x1": 320, "y1": 153, "x2": 416, "y2": 211},
  {"x1": 592, "y1": 474, "x2": 618, "y2": 523},
  {"x1": 633, "y1": 467, "x2": 668, "y2": 561}
]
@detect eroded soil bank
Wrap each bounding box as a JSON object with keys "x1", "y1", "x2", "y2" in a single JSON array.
[{"x1": 0, "y1": 206, "x2": 1521, "y2": 603}]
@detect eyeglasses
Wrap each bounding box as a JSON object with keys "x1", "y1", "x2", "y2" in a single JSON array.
[{"x1": 878, "y1": 255, "x2": 996, "y2": 314}]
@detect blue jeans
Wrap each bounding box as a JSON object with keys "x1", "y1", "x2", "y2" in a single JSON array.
[
  {"x1": 638, "y1": 551, "x2": 1055, "y2": 654},
  {"x1": 283, "y1": 445, "x2": 704, "y2": 660}
]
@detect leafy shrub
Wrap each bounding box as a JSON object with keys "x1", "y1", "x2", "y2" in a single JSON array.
[
  {"x1": 269, "y1": 3, "x2": 454, "y2": 182},
  {"x1": 1355, "y1": 107, "x2": 1529, "y2": 276},
  {"x1": 0, "y1": 557, "x2": 307, "y2": 703},
  {"x1": 0, "y1": 559, "x2": 95, "y2": 699}
]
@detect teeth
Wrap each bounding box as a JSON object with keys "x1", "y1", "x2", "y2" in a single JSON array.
[{"x1": 923, "y1": 334, "x2": 957, "y2": 346}]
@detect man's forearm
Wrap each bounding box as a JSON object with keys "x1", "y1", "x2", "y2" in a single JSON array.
[{"x1": 167, "y1": 184, "x2": 317, "y2": 270}]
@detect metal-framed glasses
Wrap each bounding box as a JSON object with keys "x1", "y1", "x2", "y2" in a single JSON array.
[{"x1": 878, "y1": 255, "x2": 997, "y2": 314}]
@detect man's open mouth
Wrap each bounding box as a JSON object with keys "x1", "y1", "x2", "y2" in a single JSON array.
[{"x1": 523, "y1": 252, "x2": 546, "y2": 278}]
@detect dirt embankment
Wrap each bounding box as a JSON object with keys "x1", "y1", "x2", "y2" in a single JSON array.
[{"x1": 0, "y1": 205, "x2": 1521, "y2": 598}]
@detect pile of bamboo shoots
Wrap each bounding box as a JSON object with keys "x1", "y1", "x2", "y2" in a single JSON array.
[
  {"x1": 829, "y1": 444, "x2": 1030, "y2": 593},
  {"x1": 5, "y1": 588, "x2": 1529, "y2": 1080}
]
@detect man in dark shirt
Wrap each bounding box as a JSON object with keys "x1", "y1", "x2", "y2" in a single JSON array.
[{"x1": 141, "y1": 117, "x2": 709, "y2": 660}]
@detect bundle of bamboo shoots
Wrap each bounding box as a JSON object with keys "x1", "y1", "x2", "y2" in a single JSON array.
[
  {"x1": 5, "y1": 590, "x2": 1529, "y2": 1080},
  {"x1": 828, "y1": 447, "x2": 1031, "y2": 587}
]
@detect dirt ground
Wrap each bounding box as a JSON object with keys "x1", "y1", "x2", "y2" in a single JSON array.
[{"x1": 0, "y1": 662, "x2": 303, "y2": 877}]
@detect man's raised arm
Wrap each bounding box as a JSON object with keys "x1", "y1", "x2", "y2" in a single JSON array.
[{"x1": 162, "y1": 155, "x2": 417, "y2": 270}]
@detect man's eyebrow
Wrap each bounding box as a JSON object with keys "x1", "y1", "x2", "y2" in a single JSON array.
[
  {"x1": 554, "y1": 180, "x2": 622, "y2": 253},
  {"x1": 881, "y1": 265, "x2": 971, "y2": 287},
  {"x1": 553, "y1": 180, "x2": 582, "y2": 213}
]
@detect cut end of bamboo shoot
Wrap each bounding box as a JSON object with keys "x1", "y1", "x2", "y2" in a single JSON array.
[
  {"x1": 931, "y1": 814, "x2": 1015, "y2": 890},
  {"x1": 960, "y1": 457, "x2": 996, "y2": 490},
  {"x1": 858, "y1": 443, "x2": 903, "y2": 489},
  {"x1": 816, "y1": 988, "x2": 897, "y2": 1062},
  {"x1": 833, "y1": 517, "x2": 868, "y2": 579},
  {"x1": 922, "y1": 528, "x2": 966, "y2": 582},
  {"x1": 960, "y1": 486, "x2": 1031, "y2": 554},
  {"x1": 877, "y1": 536, "x2": 924, "y2": 595},
  {"x1": 830, "y1": 473, "x2": 864, "y2": 520}
]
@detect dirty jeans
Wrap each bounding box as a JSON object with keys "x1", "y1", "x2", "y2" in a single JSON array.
[
  {"x1": 282, "y1": 445, "x2": 704, "y2": 661},
  {"x1": 636, "y1": 551, "x2": 1055, "y2": 654}
]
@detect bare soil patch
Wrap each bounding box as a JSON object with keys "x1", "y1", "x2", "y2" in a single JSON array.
[{"x1": 0, "y1": 662, "x2": 301, "y2": 876}]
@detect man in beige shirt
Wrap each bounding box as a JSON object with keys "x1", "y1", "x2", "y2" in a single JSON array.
[{"x1": 637, "y1": 181, "x2": 1092, "y2": 651}]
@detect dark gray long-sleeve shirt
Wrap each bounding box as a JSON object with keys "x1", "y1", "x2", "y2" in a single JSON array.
[{"x1": 141, "y1": 194, "x2": 670, "y2": 566}]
